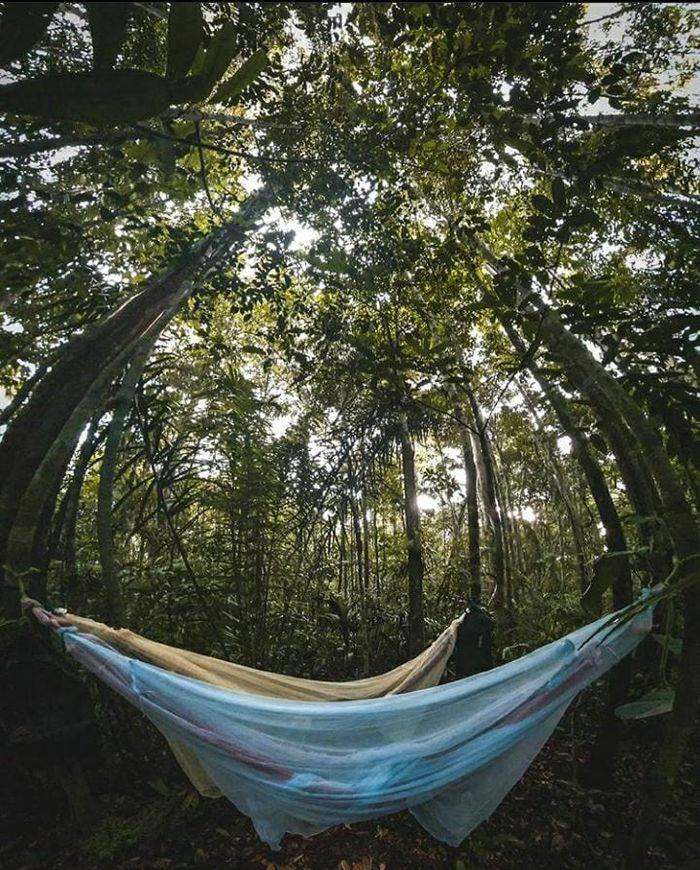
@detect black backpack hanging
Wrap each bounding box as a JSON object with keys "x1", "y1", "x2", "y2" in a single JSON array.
[{"x1": 454, "y1": 602, "x2": 494, "y2": 678}]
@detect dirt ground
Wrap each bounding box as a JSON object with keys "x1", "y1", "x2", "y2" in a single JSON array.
[{"x1": 3, "y1": 698, "x2": 699, "y2": 869}]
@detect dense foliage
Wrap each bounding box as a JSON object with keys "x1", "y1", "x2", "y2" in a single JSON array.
[{"x1": 1, "y1": 3, "x2": 698, "y2": 867}]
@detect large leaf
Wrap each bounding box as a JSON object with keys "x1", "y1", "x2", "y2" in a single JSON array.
[
  {"x1": 87, "y1": 2, "x2": 130, "y2": 71},
  {"x1": 0, "y1": 71, "x2": 175, "y2": 123},
  {"x1": 0, "y1": 2, "x2": 58, "y2": 66},
  {"x1": 652, "y1": 633, "x2": 683, "y2": 657},
  {"x1": 169, "y1": 74, "x2": 210, "y2": 104},
  {"x1": 212, "y1": 49, "x2": 269, "y2": 103},
  {"x1": 615, "y1": 689, "x2": 674, "y2": 720},
  {"x1": 200, "y1": 22, "x2": 238, "y2": 92},
  {"x1": 166, "y1": 2, "x2": 204, "y2": 80}
]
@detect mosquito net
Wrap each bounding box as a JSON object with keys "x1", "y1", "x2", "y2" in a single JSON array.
[{"x1": 33, "y1": 601, "x2": 651, "y2": 849}]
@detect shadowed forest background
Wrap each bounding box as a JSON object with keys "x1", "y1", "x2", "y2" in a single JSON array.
[{"x1": 0, "y1": 2, "x2": 699, "y2": 868}]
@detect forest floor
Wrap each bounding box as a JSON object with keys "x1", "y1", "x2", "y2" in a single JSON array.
[{"x1": 3, "y1": 695, "x2": 699, "y2": 870}]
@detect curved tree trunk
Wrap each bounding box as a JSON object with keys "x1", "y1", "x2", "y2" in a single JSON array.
[
  {"x1": 0, "y1": 364, "x2": 47, "y2": 427},
  {"x1": 3, "y1": 332, "x2": 141, "y2": 604},
  {"x1": 500, "y1": 318, "x2": 634, "y2": 782},
  {"x1": 50, "y1": 413, "x2": 104, "y2": 608},
  {"x1": 501, "y1": 318, "x2": 632, "y2": 609},
  {"x1": 97, "y1": 338, "x2": 154, "y2": 626},
  {"x1": 518, "y1": 381, "x2": 589, "y2": 593},
  {"x1": 534, "y1": 313, "x2": 700, "y2": 858},
  {"x1": 0, "y1": 191, "x2": 269, "y2": 620},
  {"x1": 475, "y1": 238, "x2": 700, "y2": 857},
  {"x1": 594, "y1": 412, "x2": 673, "y2": 585}
]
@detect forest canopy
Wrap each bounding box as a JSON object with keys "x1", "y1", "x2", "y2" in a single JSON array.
[{"x1": 0, "y1": 2, "x2": 699, "y2": 868}]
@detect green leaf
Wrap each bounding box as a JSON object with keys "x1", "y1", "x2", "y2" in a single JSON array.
[
  {"x1": 0, "y1": 71, "x2": 175, "y2": 123},
  {"x1": 188, "y1": 43, "x2": 207, "y2": 77},
  {"x1": 169, "y1": 74, "x2": 211, "y2": 104},
  {"x1": 551, "y1": 176, "x2": 566, "y2": 210},
  {"x1": 524, "y1": 245, "x2": 545, "y2": 266},
  {"x1": 87, "y1": 2, "x2": 130, "y2": 72},
  {"x1": 166, "y1": 2, "x2": 204, "y2": 80},
  {"x1": 554, "y1": 224, "x2": 572, "y2": 243},
  {"x1": 147, "y1": 777, "x2": 174, "y2": 797},
  {"x1": 0, "y1": 2, "x2": 58, "y2": 66},
  {"x1": 615, "y1": 689, "x2": 674, "y2": 720},
  {"x1": 626, "y1": 514, "x2": 657, "y2": 526},
  {"x1": 567, "y1": 208, "x2": 598, "y2": 227},
  {"x1": 407, "y1": 3, "x2": 431, "y2": 19},
  {"x1": 652, "y1": 633, "x2": 682, "y2": 657},
  {"x1": 212, "y1": 49, "x2": 269, "y2": 103},
  {"x1": 200, "y1": 22, "x2": 238, "y2": 93},
  {"x1": 522, "y1": 225, "x2": 541, "y2": 242},
  {"x1": 531, "y1": 194, "x2": 555, "y2": 216}
]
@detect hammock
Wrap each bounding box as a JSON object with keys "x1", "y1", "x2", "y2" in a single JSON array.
[
  {"x1": 31, "y1": 601, "x2": 652, "y2": 850},
  {"x1": 34, "y1": 609, "x2": 463, "y2": 797},
  {"x1": 44, "y1": 611, "x2": 463, "y2": 700}
]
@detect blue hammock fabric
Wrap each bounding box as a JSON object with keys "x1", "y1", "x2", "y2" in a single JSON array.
[{"x1": 39, "y1": 602, "x2": 651, "y2": 849}]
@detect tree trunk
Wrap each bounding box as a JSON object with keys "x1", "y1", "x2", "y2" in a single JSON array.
[
  {"x1": 97, "y1": 339, "x2": 153, "y2": 626},
  {"x1": 519, "y1": 381, "x2": 589, "y2": 594},
  {"x1": 604, "y1": 418, "x2": 673, "y2": 585},
  {"x1": 540, "y1": 317, "x2": 700, "y2": 857},
  {"x1": 475, "y1": 239, "x2": 700, "y2": 857},
  {"x1": 499, "y1": 320, "x2": 635, "y2": 782},
  {"x1": 3, "y1": 339, "x2": 133, "y2": 606},
  {"x1": 463, "y1": 386, "x2": 506, "y2": 645},
  {"x1": 525, "y1": 110, "x2": 700, "y2": 130},
  {"x1": 55, "y1": 414, "x2": 104, "y2": 609},
  {"x1": 347, "y1": 456, "x2": 370, "y2": 672},
  {"x1": 585, "y1": 110, "x2": 700, "y2": 130},
  {"x1": 137, "y1": 391, "x2": 229, "y2": 656},
  {"x1": 398, "y1": 413, "x2": 425, "y2": 656},
  {"x1": 490, "y1": 437, "x2": 515, "y2": 613},
  {"x1": 501, "y1": 318, "x2": 632, "y2": 608},
  {"x1": 0, "y1": 364, "x2": 47, "y2": 426},
  {"x1": 0, "y1": 192, "x2": 269, "y2": 620},
  {"x1": 450, "y1": 391, "x2": 481, "y2": 601}
]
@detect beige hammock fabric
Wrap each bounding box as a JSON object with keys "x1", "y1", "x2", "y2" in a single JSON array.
[{"x1": 59, "y1": 612, "x2": 464, "y2": 796}]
